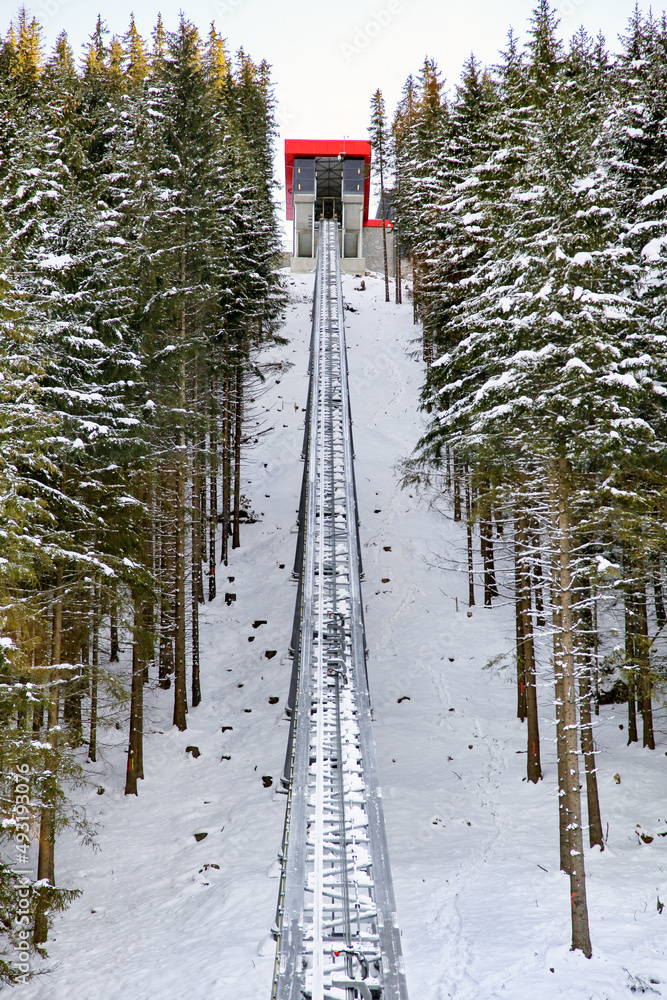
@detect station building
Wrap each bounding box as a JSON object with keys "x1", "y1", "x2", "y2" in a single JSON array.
[{"x1": 285, "y1": 139, "x2": 394, "y2": 274}]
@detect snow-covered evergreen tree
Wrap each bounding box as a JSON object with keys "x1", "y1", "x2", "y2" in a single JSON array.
[{"x1": 0, "y1": 6, "x2": 285, "y2": 954}]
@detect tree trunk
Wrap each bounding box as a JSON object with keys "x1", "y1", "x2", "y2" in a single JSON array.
[
  {"x1": 578, "y1": 665, "x2": 603, "y2": 849},
  {"x1": 380, "y1": 214, "x2": 391, "y2": 302},
  {"x1": 453, "y1": 453, "x2": 462, "y2": 522},
  {"x1": 143, "y1": 494, "x2": 155, "y2": 684},
  {"x1": 88, "y1": 586, "x2": 99, "y2": 762},
  {"x1": 35, "y1": 564, "x2": 63, "y2": 945},
  {"x1": 592, "y1": 587, "x2": 600, "y2": 716},
  {"x1": 158, "y1": 508, "x2": 175, "y2": 689},
  {"x1": 554, "y1": 664, "x2": 571, "y2": 873},
  {"x1": 395, "y1": 229, "x2": 402, "y2": 304},
  {"x1": 191, "y1": 449, "x2": 202, "y2": 708},
  {"x1": 652, "y1": 552, "x2": 665, "y2": 628},
  {"x1": 65, "y1": 649, "x2": 84, "y2": 746},
  {"x1": 530, "y1": 525, "x2": 546, "y2": 627},
  {"x1": 480, "y1": 502, "x2": 497, "y2": 606},
  {"x1": 232, "y1": 362, "x2": 243, "y2": 551},
  {"x1": 552, "y1": 564, "x2": 571, "y2": 873},
  {"x1": 624, "y1": 588, "x2": 639, "y2": 745},
  {"x1": 193, "y1": 424, "x2": 204, "y2": 607},
  {"x1": 109, "y1": 598, "x2": 119, "y2": 662},
  {"x1": 549, "y1": 458, "x2": 592, "y2": 959},
  {"x1": 515, "y1": 524, "x2": 527, "y2": 724},
  {"x1": 627, "y1": 672, "x2": 638, "y2": 745},
  {"x1": 125, "y1": 594, "x2": 145, "y2": 794},
  {"x1": 379, "y1": 186, "x2": 389, "y2": 303},
  {"x1": 208, "y1": 388, "x2": 218, "y2": 600},
  {"x1": 635, "y1": 582, "x2": 655, "y2": 749},
  {"x1": 221, "y1": 370, "x2": 231, "y2": 566},
  {"x1": 200, "y1": 478, "x2": 207, "y2": 570},
  {"x1": 413, "y1": 255, "x2": 419, "y2": 326},
  {"x1": 574, "y1": 578, "x2": 603, "y2": 849},
  {"x1": 515, "y1": 517, "x2": 541, "y2": 782},
  {"x1": 174, "y1": 453, "x2": 187, "y2": 730},
  {"x1": 173, "y1": 265, "x2": 188, "y2": 732},
  {"x1": 466, "y1": 472, "x2": 475, "y2": 607}
]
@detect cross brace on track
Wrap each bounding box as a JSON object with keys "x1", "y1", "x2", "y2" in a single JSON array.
[{"x1": 271, "y1": 221, "x2": 409, "y2": 1000}]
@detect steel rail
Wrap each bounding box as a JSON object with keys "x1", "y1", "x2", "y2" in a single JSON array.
[{"x1": 272, "y1": 221, "x2": 408, "y2": 1000}]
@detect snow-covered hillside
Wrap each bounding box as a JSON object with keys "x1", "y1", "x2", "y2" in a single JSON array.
[{"x1": 21, "y1": 270, "x2": 666, "y2": 1000}]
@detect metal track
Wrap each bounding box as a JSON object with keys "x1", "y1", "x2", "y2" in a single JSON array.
[{"x1": 272, "y1": 221, "x2": 409, "y2": 1000}]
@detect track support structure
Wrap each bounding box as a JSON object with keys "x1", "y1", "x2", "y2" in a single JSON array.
[{"x1": 272, "y1": 221, "x2": 409, "y2": 1000}]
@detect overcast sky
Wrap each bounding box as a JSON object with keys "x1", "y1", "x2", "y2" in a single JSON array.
[{"x1": 6, "y1": 0, "x2": 659, "y2": 224}]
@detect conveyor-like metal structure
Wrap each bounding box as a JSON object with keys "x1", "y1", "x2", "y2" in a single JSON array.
[{"x1": 271, "y1": 221, "x2": 409, "y2": 1000}]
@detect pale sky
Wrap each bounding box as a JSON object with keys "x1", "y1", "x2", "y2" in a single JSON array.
[{"x1": 3, "y1": 0, "x2": 658, "y2": 225}]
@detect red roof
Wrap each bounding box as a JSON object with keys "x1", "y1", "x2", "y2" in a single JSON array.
[{"x1": 284, "y1": 139, "x2": 372, "y2": 223}]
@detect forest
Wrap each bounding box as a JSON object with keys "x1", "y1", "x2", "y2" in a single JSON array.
[
  {"x1": 0, "y1": 8, "x2": 284, "y2": 980},
  {"x1": 1, "y1": 0, "x2": 666, "y2": 986},
  {"x1": 386, "y1": 0, "x2": 667, "y2": 957}
]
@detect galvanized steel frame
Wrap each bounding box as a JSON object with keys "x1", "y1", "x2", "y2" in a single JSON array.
[{"x1": 272, "y1": 222, "x2": 408, "y2": 1000}]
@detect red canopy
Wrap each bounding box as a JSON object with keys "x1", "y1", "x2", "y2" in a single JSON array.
[{"x1": 284, "y1": 139, "x2": 372, "y2": 223}]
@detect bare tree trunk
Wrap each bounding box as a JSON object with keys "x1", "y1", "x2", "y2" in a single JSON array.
[
  {"x1": 173, "y1": 264, "x2": 188, "y2": 732},
  {"x1": 515, "y1": 518, "x2": 541, "y2": 782},
  {"x1": 109, "y1": 597, "x2": 119, "y2": 662},
  {"x1": 627, "y1": 672, "x2": 638, "y2": 744},
  {"x1": 549, "y1": 458, "x2": 592, "y2": 959},
  {"x1": 381, "y1": 217, "x2": 389, "y2": 303},
  {"x1": 515, "y1": 524, "x2": 527, "y2": 724},
  {"x1": 193, "y1": 409, "x2": 204, "y2": 607},
  {"x1": 480, "y1": 500, "x2": 497, "y2": 606},
  {"x1": 232, "y1": 362, "x2": 243, "y2": 551},
  {"x1": 574, "y1": 579, "x2": 603, "y2": 849},
  {"x1": 66, "y1": 642, "x2": 84, "y2": 746},
  {"x1": 554, "y1": 661, "x2": 571, "y2": 873},
  {"x1": 530, "y1": 524, "x2": 546, "y2": 627},
  {"x1": 221, "y1": 370, "x2": 231, "y2": 566},
  {"x1": 624, "y1": 589, "x2": 639, "y2": 745},
  {"x1": 125, "y1": 593, "x2": 145, "y2": 794},
  {"x1": 592, "y1": 586, "x2": 600, "y2": 715},
  {"x1": 413, "y1": 255, "x2": 419, "y2": 326},
  {"x1": 466, "y1": 472, "x2": 475, "y2": 608},
  {"x1": 191, "y1": 447, "x2": 202, "y2": 708},
  {"x1": 578, "y1": 665, "x2": 603, "y2": 849},
  {"x1": 395, "y1": 230, "x2": 402, "y2": 304},
  {"x1": 200, "y1": 478, "x2": 207, "y2": 570},
  {"x1": 525, "y1": 626, "x2": 540, "y2": 783},
  {"x1": 376, "y1": 130, "x2": 389, "y2": 303},
  {"x1": 636, "y1": 583, "x2": 655, "y2": 749},
  {"x1": 174, "y1": 449, "x2": 187, "y2": 731},
  {"x1": 652, "y1": 552, "x2": 665, "y2": 628},
  {"x1": 88, "y1": 585, "x2": 99, "y2": 762},
  {"x1": 453, "y1": 453, "x2": 462, "y2": 522},
  {"x1": 208, "y1": 387, "x2": 218, "y2": 600},
  {"x1": 158, "y1": 500, "x2": 175, "y2": 689},
  {"x1": 143, "y1": 493, "x2": 155, "y2": 684},
  {"x1": 34, "y1": 564, "x2": 63, "y2": 944}
]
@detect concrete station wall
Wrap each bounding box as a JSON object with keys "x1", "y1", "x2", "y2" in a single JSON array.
[{"x1": 363, "y1": 226, "x2": 395, "y2": 277}]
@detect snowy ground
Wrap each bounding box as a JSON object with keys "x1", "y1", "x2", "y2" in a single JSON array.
[{"x1": 18, "y1": 269, "x2": 667, "y2": 999}]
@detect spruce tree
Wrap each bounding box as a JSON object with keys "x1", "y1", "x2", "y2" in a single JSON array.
[{"x1": 369, "y1": 88, "x2": 390, "y2": 301}]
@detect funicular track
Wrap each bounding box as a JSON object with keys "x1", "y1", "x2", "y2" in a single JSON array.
[{"x1": 271, "y1": 221, "x2": 409, "y2": 1000}]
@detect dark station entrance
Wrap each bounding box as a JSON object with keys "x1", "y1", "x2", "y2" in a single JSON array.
[
  {"x1": 314, "y1": 157, "x2": 342, "y2": 221},
  {"x1": 286, "y1": 140, "x2": 371, "y2": 268}
]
